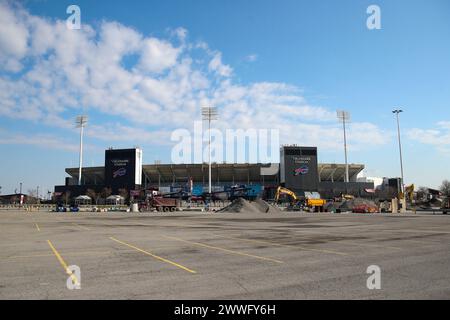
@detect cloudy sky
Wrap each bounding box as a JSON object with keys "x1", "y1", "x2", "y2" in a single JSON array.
[{"x1": 0, "y1": 0, "x2": 449, "y2": 195}]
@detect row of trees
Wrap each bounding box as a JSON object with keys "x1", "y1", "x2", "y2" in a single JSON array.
[
  {"x1": 86, "y1": 187, "x2": 129, "y2": 205},
  {"x1": 440, "y1": 180, "x2": 450, "y2": 197},
  {"x1": 415, "y1": 180, "x2": 450, "y2": 201}
]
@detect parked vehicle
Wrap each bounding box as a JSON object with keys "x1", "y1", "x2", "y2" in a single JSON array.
[
  {"x1": 352, "y1": 204, "x2": 378, "y2": 214},
  {"x1": 139, "y1": 191, "x2": 180, "y2": 212},
  {"x1": 55, "y1": 203, "x2": 66, "y2": 212},
  {"x1": 274, "y1": 186, "x2": 326, "y2": 211}
]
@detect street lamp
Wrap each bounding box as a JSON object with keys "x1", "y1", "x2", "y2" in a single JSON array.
[
  {"x1": 337, "y1": 110, "x2": 351, "y2": 183},
  {"x1": 202, "y1": 107, "x2": 218, "y2": 196},
  {"x1": 75, "y1": 115, "x2": 88, "y2": 186},
  {"x1": 393, "y1": 109, "x2": 405, "y2": 194}
]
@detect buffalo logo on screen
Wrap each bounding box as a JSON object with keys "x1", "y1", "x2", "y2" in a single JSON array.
[
  {"x1": 294, "y1": 165, "x2": 309, "y2": 176},
  {"x1": 113, "y1": 167, "x2": 127, "y2": 178}
]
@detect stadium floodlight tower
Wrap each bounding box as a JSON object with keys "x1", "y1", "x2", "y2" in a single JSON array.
[
  {"x1": 392, "y1": 109, "x2": 405, "y2": 194},
  {"x1": 202, "y1": 106, "x2": 218, "y2": 196},
  {"x1": 75, "y1": 115, "x2": 88, "y2": 186},
  {"x1": 337, "y1": 110, "x2": 350, "y2": 183}
]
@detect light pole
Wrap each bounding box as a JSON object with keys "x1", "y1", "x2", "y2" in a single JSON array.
[
  {"x1": 393, "y1": 109, "x2": 405, "y2": 194},
  {"x1": 75, "y1": 115, "x2": 88, "y2": 186},
  {"x1": 337, "y1": 110, "x2": 350, "y2": 183},
  {"x1": 202, "y1": 107, "x2": 218, "y2": 197}
]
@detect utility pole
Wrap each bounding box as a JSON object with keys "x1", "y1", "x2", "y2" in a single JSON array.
[
  {"x1": 19, "y1": 182, "x2": 22, "y2": 194},
  {"x1": 393, "y1": 109, "x2": 405, "y2": 194},
  {"x1": 75, "y1": 115, "x2": 88, "y2": 186},
  {"x1": 202, "y1": 107, "x2": 218, "y2": 197},
  {"x1": 337, "y1": 110, "x2": 351, "y2": 183}
]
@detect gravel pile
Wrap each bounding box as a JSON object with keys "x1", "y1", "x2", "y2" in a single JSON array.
[{"x1": 217, "y1": 198, "x2": 281, "y2": 214}]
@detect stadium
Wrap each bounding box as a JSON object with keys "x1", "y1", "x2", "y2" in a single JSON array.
[{"x1": 54, "y1": 145, "x2": 374, "y2": 201}]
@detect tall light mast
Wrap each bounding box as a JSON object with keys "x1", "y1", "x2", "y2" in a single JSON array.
[
  {"x1": 337, "y1": 110, "x2": 351, "y2": 183},
  {"x1": 75, "y1": 115, "x2": 88, "y2": 186},
  {"x1": 393, "y1": 109, "x2": 405, "y2": 194},
  {"x1": 202, "y1": 107, "x2": 218, "y2": 196}
]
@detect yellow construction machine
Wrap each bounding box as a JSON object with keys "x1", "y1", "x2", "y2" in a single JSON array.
[{"x1": 274, "y1": 186, "x2": 326, "y2": 211}]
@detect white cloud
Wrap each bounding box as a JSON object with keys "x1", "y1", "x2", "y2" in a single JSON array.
[
  {"x1": 208, "y1": 52, "x2": 232, "y2": 77},
  {"x1": 407, "y1": 122, "x2": 450, "y2": 153},
  {"x1": 139, "y1": 38, "x2": 180, "y2": 73},
  {"x1": 0, "y1": 2, "x2": 389, "y2": 155},
  {"x1": 0, "y1": 131, "x2": 80, "y2": 152},
  {"x1": 245, "y1": 54, "x2": 258, "y2": 62},
  {"x1": 0, "y1": 1, "x2": 29, "y2": 71}
]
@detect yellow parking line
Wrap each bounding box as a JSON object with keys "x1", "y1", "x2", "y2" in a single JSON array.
[
  {"x1": 47, "y1": 240, "x2": 80, "y2": 286},
  {"x1": 213, "y1": 234, "x2": 348, "y2": 256},
  {"x1": 35, "y1": 223, "x2": 40, "y2": 232},
  {"x1": 164, "y1": 235, "x2": 284, "y2": 263},
  {"x1": 109, "y1": 237, "x2": 196, "y2": 274}
]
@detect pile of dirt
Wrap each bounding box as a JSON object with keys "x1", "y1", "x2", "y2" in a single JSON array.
[{"x1": 217, "y1": 198, "x2": 282, "y2": 214}]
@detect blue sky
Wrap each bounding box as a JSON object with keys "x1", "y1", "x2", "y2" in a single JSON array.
[{"x1": 0, "y1": 0, "x2": 449, "y2": 195}]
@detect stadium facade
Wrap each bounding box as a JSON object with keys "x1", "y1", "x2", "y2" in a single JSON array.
[{"x1": 54, "y1": 146, "x2": 374, "y2": 200}]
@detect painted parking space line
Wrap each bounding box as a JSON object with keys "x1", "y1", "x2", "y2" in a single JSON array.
[
  {"x1": 212, "y1": 234, "x2": 349, "y2": 256},
  {"x1": 163, "y1": 235, "x2": 284, "y2": 264},
  {"x1": 47, "y1": 240, "x2": 80, "y2": 287},
  {"x1": 35, "y1": 223, "x2": 40, "y2": 232},
  {"x1": 109, "y1": 236, "x2": 196, "y2": 274}
]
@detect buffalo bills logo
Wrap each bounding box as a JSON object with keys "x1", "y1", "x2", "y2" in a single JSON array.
[
  {"x1": 113, "y1": 167, "x2": 126, "y2": 178},
  {"x1": 294, "y1": 165, "x2": 309, "y2": 176}
]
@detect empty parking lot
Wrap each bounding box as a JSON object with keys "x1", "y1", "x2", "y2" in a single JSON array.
[{"x1": 0, "y1": 210, "x2": 449, "y2": 299}]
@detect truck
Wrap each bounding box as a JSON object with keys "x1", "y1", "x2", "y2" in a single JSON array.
[
  {"x1": 139, "y1": 197, "x2": 180, "y2": 212},
  {"x1": 138, "y1": 190, "x2": 181, "y2": 212}
]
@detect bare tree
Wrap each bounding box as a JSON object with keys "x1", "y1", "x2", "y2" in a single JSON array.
[
  {"x1": 86, "y1": 188, "x2": 100, "y2": 205},
  {"x1": 27, "y1": 189, "x2": 38, "y2": 204},
  {"x1": 118, "y1": 188, "x2": 129, "y2": 201},
  {"x1": 10, "y1": 195, "x2": 18, "y2": 204},
  {"x1": 101, "y1": 187, "x2": 112, "y2": 200},
  {"x1": 440, "y1": 180, "x2": 450, "y2": 198},
  {"x1": 63, "y1": 191, "x2": 71, "y2": 205},
  {"x1": 416, "y1": 186, "x2": 429, "y2": 202}
]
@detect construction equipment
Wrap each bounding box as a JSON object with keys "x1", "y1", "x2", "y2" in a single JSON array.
[
  {"x1": 274, "y1": 186, "x2": 303, "y2": 211},
  {"x1": 405, "y1": 184, "x2": 415, "y2": 201},
  {"x1": 274, "y1": 186, "x2": 298, "y2": 203},
  {"x1": 304, "y1": 191, "x2": 327, "y2": 209},
  {"x1": 274, "y1": 187, "x2": 326, "y2": 211},
  {"x1": 341, "y1": 194, "x2": 355, "y2": 200},
  {"x1": 139, "y1": 190, "x2": 180, "y2": 212}
]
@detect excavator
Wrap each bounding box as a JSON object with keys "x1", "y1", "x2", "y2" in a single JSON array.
[{"x1": 274, "y1": 186, "x2": 326, "y2": 211}]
